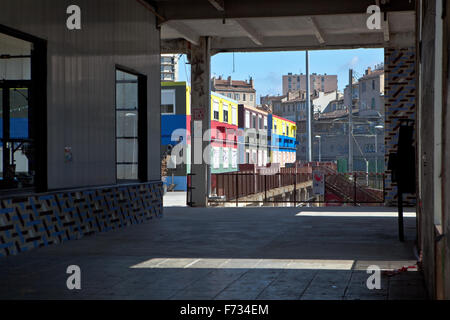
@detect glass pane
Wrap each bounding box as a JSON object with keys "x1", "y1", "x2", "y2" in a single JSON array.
[
  {"x1": 116, "y1": 70, "x2": 138, "y2": 110},
  {"x1": 0, "y1": 57, "x2": 31, "y2": 80},
  {"x1": 116, "y1": 138, "x2": 138, "y2": 163},
  {"x1": 117, "y1": 164, "x2": 138, "y2": 180},
  {"x1": 10, "y1": 88, "x2": 29, "y2": 139},
  {"x1": 161, "y1": 90, "x2": 175, "y2": 114},
  {"x1": 13, "y1": 146, "x2": 29, "y2": 174},
  {"x1": 116, "y1": 111, "x2": 137, "y2": 137}
]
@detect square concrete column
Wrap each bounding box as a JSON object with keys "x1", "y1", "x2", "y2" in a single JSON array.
[{"x1": 189, "y1": 37, "x2": 211, "y2": 207}]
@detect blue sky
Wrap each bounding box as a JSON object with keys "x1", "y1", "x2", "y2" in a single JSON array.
[{"x1": 177, "y1": 48, "x2": 384, "y2": 103}]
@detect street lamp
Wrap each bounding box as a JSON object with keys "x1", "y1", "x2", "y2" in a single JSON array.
[
  {"x1": 374, "y1": 125, "x2": 384, "y2": 173},
  {"x1": 315, "y1": 135, "x2": 321, "y2": 162}
]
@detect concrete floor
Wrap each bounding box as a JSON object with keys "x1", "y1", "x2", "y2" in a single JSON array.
[{"x1": 0, "y1": 206, "x2": 427, "y2": 300}]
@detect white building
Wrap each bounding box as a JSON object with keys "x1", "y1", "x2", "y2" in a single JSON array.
[{"x1": 161, "y1": 54, "x2": 179, "y2": 81}]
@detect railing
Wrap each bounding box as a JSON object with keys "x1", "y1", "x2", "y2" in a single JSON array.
[
  {"x1": 212, "y1": 169, "x2": 312, "y2": 203},
  {"x1": 209, "y1": 166, "x2": 385, "y2": 206}
]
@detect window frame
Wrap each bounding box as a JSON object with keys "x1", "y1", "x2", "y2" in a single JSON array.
[
  {"x1": 115, "y1": 66, "x2": 147, "y2": 183},
  {"x1": 223, "y1": 103, "x2": 229, "y2": 123},
  {"x1": 213, "y1": 99, "x2": 220, "y2": 120},
  {"x1": 161, "y1": 89, "x2": 176, "y2": 115},
  {"x1": 231, "y1": 105, "x2": 237, "y2": 126}
]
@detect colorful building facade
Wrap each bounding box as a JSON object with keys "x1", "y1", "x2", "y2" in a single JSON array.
[
  {"x1": 210, "y1": 92, "x2": 239, "y2": 173},
  {"x1": 161, "y1": 83, "x2": 240, "y2": 190},
  {"x1": 161, "y1": 81, "x2": 191, "y2": 190},
  {"x1": 269, "y1": 115, "x2": 297, "y2": 167},
  {"x1": 161, "y1": 82, "x2": 297, "y2": 191},
  {"x1": 238, "y1": 105, "x2": 269, "y2": 167}
]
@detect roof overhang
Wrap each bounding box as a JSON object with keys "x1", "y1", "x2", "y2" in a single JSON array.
[{"x1": 150, "y1": 0, "x2": 416, "y2": 54}]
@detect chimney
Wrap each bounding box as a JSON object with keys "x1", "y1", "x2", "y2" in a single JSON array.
[
  {"x1": 227, "y1": 76, "x2": 232, "y2": 85},
  {"x1": 366, "y1": 67, "x2": 372, "y2": 75},
  {"x1": 249, "y1": 77, "x2": 253, "y2": 87}
]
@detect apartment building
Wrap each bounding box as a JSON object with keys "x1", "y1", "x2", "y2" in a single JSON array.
[
  {"x1": 161, "y1": 54, "x2": 179, "y2": 81},
  {"x1": 238, "y1": 105, "x2": 269, "y2": 167},
  {"x1": 211, "y1": 76, "x2": 257, "y2": 107},
  {"x1": 272, "y1": 90, "x2": 342, "y2": 122},
  {"x1": 282, "y1": 73, "x2": 337, "y2": 95},
  {"x1": 358, "y1": 66, "x2": 385, "y2": 117}
]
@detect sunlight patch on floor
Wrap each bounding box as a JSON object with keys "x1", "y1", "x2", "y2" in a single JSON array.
[
  {"x1": 130, "y1": 258, "x2": 355, "y2": 270},
  {"x1": 295, "y1": 211, "x2": 416, "y2": 217}
]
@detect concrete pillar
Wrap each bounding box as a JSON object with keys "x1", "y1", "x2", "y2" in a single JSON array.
[
  {"x1": 384, "y1": 47, "x2": 416, "y2": 206},
  {"x1": 189, "y1": 37, "x2": 211, "y2": 207}
]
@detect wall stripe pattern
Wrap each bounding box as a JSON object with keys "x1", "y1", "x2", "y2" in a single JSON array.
[{"x1": 0, "y1": 182, "x2": 163, "y2": 257}]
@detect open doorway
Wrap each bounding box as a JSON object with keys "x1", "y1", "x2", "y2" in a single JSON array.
[
  {"x1": 161, "y1": 49, "x2": 391, "y2": 207},
  {"x1": 0, "y1": 27, "x2": 46, "y2": 192}
]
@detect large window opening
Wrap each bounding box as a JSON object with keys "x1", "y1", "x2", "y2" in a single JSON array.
[
  {"x1": 0, "y1": 31, "x2": 38, "y2": 191},
  {"x1": 116, "y1": 68, "x2": 147, "y2": 182}
]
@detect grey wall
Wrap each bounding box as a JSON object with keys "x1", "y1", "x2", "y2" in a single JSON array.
[
  {"x1": 419, "y1": 0, "x2": 436, "y2": 299},
  {"x1": 443, "y1": 6, "x2": 450, "y2": 299},
  {"x1": 0, "y1": 0, "x2": 161, "y2": 189}
]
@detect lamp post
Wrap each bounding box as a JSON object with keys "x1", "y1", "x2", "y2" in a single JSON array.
[
  {"x1": 374, "y1": 125, "x2": 384, "y2": 174},
  {"x1": 315, "y1": 135, "x2": 321, "y2": 162}
]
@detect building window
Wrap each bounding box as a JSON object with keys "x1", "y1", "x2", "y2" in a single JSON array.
[
  {"x1": 235, "y1": 93, "x2": 240, "y2": 100},
  {"x1": 228, "y1": 93, "x2": 232, "y2": 98},
  {"x1": 213, "y1": 147, "x2": 220, "y2": 169},
  {"x1": 161, "y1": 89, "x2": 175, "y2": 114},
  {"x1": 362, "y1": 82, "x2": 366, "y2": 92},
  {"x1": 259, "y1": 115, "x2": 263, "y2": 129},
  {"x1": 371, "y1": 97, "x2": 376, "y2": 109},
  {"x1": 252, "y1": 114, "x2": 257, "y2": 128},
  {"x1": 243, "y1": 94, "x2": 246, "y2": 101},
  {"x1": 232, "y1": 105, "x2": 237, "y2": 125},
  {"x1": 223, "y1": 104, "x2": 229, "y2": 123},
  {"x1": 213, "y1": 100, "x2": 220, "y2": 120},
  {"x1": 245, "y1": 111, "x2": 250, "y2": 128},
  {"x1": 223, "y1": 148, "x2": 229, "y2": 168},
  {"x1": 264, "y1": 116, "x2": 268, "y2": 129},
  {"x1": 116, "y1": 69, "x2": 140, "y2": 181},
  {"x1": 372, "y1": 79, "x2": 375, "y2": 90},
  {"x1": 250, "y1": 94, "x2": 253, "y2": 101}
]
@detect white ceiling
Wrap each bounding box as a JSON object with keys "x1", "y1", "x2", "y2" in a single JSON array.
[{"x1": 160, "y1": 11, "x2": 415, "y2": 52}]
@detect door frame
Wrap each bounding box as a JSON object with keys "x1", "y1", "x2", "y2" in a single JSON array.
[{"x1": 0, "y1": 24, "x2": 47, "y2": 192}]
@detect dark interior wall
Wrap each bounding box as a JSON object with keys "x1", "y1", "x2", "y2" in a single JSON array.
[
  {"x1": 442, "y1": 0, "x2": 450, "y2": 300},
  {"x1": 419, "y1": 0, "x2": 437, "y2": 299},
  {"x1": 0, "y1": 0, "x2": 161, "y2": 189}
]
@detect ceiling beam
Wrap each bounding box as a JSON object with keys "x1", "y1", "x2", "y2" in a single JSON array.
[
  {"x1": 234, "y1": 19, "x2": 263, "y2": 46},
  {"x1": 155, "y1": 0, "x2": 415, "y2": 21},
  {"x1": 207, "y1": 0, "x2": 225, "y2": 11},
  {"x1": 209, "y1": 31, "x2": 414, "y2": 53},
  {"x1": 161, "y1": 39, "x2": 190, "y2": 54},
  {"x1": 164, "y1": 21, "x2": 200, "y2": 46},
  {"x1": 306, "y1": 17, "x2": 325, "y2": 44}
]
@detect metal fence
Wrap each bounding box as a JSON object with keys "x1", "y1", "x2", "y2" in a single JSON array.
[{"x1": 207, "y1": 170, "x2": 384, "y2": 206}]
